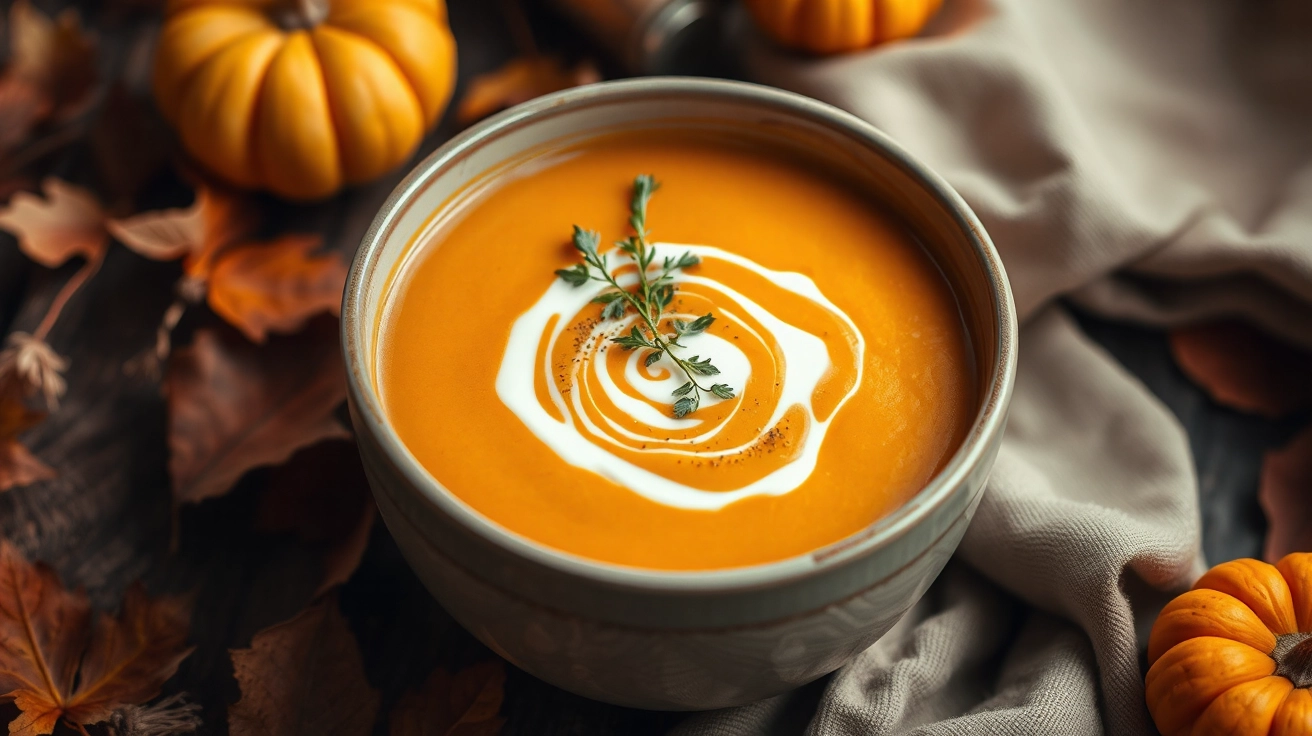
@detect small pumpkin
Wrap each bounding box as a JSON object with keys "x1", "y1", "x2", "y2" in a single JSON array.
[
  {"x1": 743, "y1": 0, "x2": 942, "y2": 56},
  {"x1": 1146, "y1": 554, "x2": 1312, "y2": 735},
  {"x1": 152, "y1": 0, "x2": 456, "y2": 201}
]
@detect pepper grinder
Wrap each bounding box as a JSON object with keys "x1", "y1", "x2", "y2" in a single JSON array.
[{"x1": 548, "y1": 0, "x2": 724, "y2": 76}]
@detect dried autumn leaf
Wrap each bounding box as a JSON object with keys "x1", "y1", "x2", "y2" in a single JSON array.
[
  {"x1": 1169, "y1": 321, "x2": 1312, "y2": 418},
  {"x1": 0, "y1": 539, "x2": 87, "y2": 735},
  {"x1": 229, "y1": 597, "x2": 379, "y2": 736},
  {"x1": 0, "y1": 371, "x2": 53, "y2": 492},
  {"x1": 106, "y1": 185, "x2": 249, "y2": 265},
  {"x1": 0, "y1": 541, "x2": 194, "y2": 736},
  {"x1": 0, "y1": 79, "x2": 46, "y2": 155},
  {"x1": 1260, "y1": 425, "x2": 1312, "y2": 563},
  {"x1": 4, "y1": 0, "x2": 96, "y2": 115},
  {"x1": 390, "y1": 660, "x2": 506, "y2": 736},
  {"x1": 0, "y1": 178, "x2": 107, "y2": 268},
  {"x1": 109, "y1": 187, "x2": 341, "y2": 342},
  {"x1": 456, "y1": 56, "x2": 600, "y2": 125},
  {"x1": 260, "y1": 441, "x2": 376, "y2": 597},
  {"x1": 0, "y1": 332, "x2": 68, "y2": 410},
  {"x1": 107, "y1": 201, "x2": 206, "y2": 263},
  {"x1": 0, "y1": 0, "x2": 96, "y2": 157},
  {"x1": 206, "y1": 234, "x2": 348, "y2": 343},
  {"x1": 165, "y1": 321, "x2": 350, "y2": 505},
  {"x1": 54, "y1": 586, "x2": 194, "y2": 730}
]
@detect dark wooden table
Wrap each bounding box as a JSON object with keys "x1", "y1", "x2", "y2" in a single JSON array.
[{"x1": 0, "y1": 1, "x2": 1297, "y2": 733}]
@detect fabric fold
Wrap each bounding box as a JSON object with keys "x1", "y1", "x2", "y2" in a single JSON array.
[{"x1": 677, "y1": 0, "x2": 1312, "y2": 732}]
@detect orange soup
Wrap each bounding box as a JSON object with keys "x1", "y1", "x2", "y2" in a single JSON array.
[{"x1": 376, "y1": 130, "x2": 976, "y2": 570}]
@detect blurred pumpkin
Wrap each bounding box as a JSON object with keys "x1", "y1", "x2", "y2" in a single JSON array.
[
  {"x1": 152, "y1": 0, "x2": 456, "y2": 201},
  {"x1": 743, "y1": 0, "x2": 942, "y2": 55},
  {"x1": 1146, "y1": 554, "x2": 1312, "y2": 735}
]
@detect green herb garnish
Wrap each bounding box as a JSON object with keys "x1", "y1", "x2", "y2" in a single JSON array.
[{"x1": 555, "y1": 175, "x2": 736, "y2": 418}]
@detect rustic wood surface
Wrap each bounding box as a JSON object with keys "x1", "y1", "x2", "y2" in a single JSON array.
[{"x1": 0, "y1": 1, "x2": 1297, "y2": 733}]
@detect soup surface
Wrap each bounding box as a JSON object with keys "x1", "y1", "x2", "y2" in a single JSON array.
[{"x1": 377, "y1": 129, "x2": 976, "y2": 570}]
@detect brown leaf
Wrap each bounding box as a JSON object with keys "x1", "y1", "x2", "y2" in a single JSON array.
[
  {"x1": 456, "y1": 56, "x2": 600, "y2": 125},
  {"x1": 106, "y1": 185, "x2": 250, "y2": 266},
  {"x1": 206, "y1": 234, "x2": 348, "y2": 343},
  {"x1": 0, "y1": 177, "x2": 107, "y2": 267},
  {"x1": 0, "y1": 0, "x2": 96, "y2": 154},
  {"x1": 390, "y1": 660, "x2": 506, "y2": 736},
  {"x1": 0, "y1": 372, "x2": 53, "y2": 492},
  {"x1": 0, "y1": 539, "x2": 88, "y2": 735},
  {"x1": 229, "y1": 597, "x2": 379, "y2": 736},
  {"x1": 109, "y1": 187, "x2": 340, "y2": 342},
  {"x1": 0, "y1": 78, "x2": 49, "y2": 154},
  {"x1": 1261, "y1": 425, "x2": 1312, "y2": 562},
  {"x1": 59, "y1": 585, "x2": 194, "y2": 728},
  {"x1": 0, "y1": 332, "x2": 69, "y2": 410},
  {"x1": 260, "y1": 441, "x2": 376, "y2": 596},
  {"x1": 1169, "y1": 320, "x2": 1312, "y2": 418},
  {"x1": 0, "y1": 541, "x2": 193, "y2": 736},
  {"x1": 107, "y1": 202, "x2": 205, "y2": 263},
  {"x1": 5, "y1": 0, "x2": 96, "y2": 113},
  {"x1": 0, "y1": 441, "x2": 54, "y2": 492},
  {"x1": 164, "y1": 321, "x2": 350, "y2": 505}
]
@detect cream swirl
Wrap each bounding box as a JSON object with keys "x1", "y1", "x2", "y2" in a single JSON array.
[{"x1": 496, "y1": 244, "x2": 864, "y2": 510}]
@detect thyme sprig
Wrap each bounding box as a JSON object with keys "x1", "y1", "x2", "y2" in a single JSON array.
[{"x1": 555, "y1": 175, "x2": 736, "y2": 418}]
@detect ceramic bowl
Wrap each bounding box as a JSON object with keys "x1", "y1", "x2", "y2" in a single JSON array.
[{"x1": 343, "y1": 78, "x2": 1017, "y2": 711}]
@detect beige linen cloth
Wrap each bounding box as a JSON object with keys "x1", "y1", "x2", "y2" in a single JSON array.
[{"x1": 675, "y1": 1, "x2": 1312, "y2": 734}]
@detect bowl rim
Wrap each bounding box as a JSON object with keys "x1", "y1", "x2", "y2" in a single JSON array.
[{"x1": 343, "y1": 77, "x2": 1018, "y2": 595}]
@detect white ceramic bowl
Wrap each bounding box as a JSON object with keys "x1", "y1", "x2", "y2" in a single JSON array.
[{"x1": 343, "y1": 78, "x2": 1017, "y2": 711}]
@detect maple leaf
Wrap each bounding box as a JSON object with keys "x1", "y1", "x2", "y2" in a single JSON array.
[
  {"x1": 108, "y1": 188, "x2": 345, "y2": 343},
  {"x1": 0, "y1": 0, "x2": 96, "y2": 158},
  {"x1": 1260, "y1": 425, "x2": 1312, "y2": 563},
  {"x1": 456, "y1": 56, "x2": 600, "y2": 125},
  {"x1": 206, "y1": 234, "x2": 348, "y2": 343},
  {"x1": 0, "y1": 178, "x2": 107, "y2": 268},
  {"x1": 259, "y1": 441, "x2": 376, "y2": 597},
  {"x1": 1169, "y1": 321, "x2": 1312, "y2": 418},
  {"x1": 165, "y1": 321, "x2": 350, "y2": 505},
  {"x1": 0, "y1": 541, "x2": 194, "y2": 736},
  {"x1": 0, "y1": 372, "x2": 53, "y2": 493},
  {"x1": 389, "y1": 660, "x2": 506, "y2": 736},
  {"x1": 229, "y1": 597, "x2": 379, "y2": 736}
]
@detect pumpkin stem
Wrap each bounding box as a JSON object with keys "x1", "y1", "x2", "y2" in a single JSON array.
[
  {"x1": 1275, "y1": 633, "x2": 1312, "y2": 688},
  {"x1": 275, "y1": 0, "x2": 329, "y2": 30}
]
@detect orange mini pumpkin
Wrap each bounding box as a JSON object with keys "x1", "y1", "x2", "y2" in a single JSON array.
[
  {"x1": 743, "y1": 0, "x2": 942, "y2": 55},
  {"x1": 1146, "y1": 554, "x2": 1312, "y2": 735},
  {"x1": 153, "y1": 0, "x2": 456, "y2": 201}
]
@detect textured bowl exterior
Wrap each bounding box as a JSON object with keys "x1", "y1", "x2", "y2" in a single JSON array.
[{"x1": 343, "y1": 78, "x2": 1017, "y2": 710}]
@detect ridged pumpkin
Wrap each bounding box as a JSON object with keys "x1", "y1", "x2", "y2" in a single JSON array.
[
  {"x1": 743, "y1": 0, "x2": 943, "y2": 55},
  {"x1": 1146, "y1": 554, "x2": 1312, "y2": 735},
  {"x1": 152, "y1": 0, "x2": 456, "y2": 201}
]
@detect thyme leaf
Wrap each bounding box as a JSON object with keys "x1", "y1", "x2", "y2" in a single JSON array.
[{"x1": 555, "y1": 175, "x2": 738, "y2": 417}]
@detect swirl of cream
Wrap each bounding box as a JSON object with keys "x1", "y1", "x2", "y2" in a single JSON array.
[{"x1": 496, "y1": 244, "x2": 864, "y2": 511}]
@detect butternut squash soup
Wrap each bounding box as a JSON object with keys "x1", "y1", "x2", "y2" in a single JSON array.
[{"x1": 376, "y1": 130, "x2": 976, "y2": 570}]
